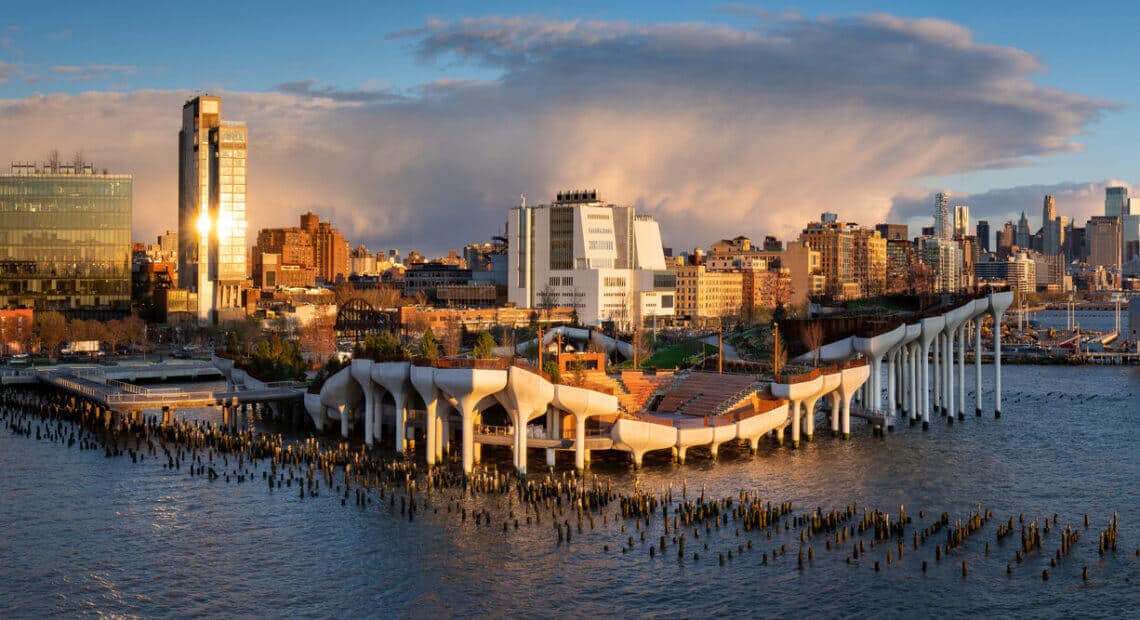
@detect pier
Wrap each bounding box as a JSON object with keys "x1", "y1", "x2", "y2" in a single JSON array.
[{"x1": 305, "y1": 290, "x2": 1016, "y2": 474}]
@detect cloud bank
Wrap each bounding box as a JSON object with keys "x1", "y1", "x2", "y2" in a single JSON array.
[{"x1": 0, "y1": 13, "x2": 1111, "y2": 253}]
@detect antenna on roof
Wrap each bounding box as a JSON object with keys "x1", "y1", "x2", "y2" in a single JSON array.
[{"x1": 520, "y1": 193, "x2": 526, "y2": 209}]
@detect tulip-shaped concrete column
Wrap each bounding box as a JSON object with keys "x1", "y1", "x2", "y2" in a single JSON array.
[
  {"x1": 319, "y1": 366, "x2": 361, "y2": 439},
  {"x1": 989, "y1": 291, "x2": 1014, "y2": 417},
  {"x1": 918, "y1": 316, "x2": 944, "y2": 430},
  {"x1": 773, "y1": 373, "x2": 824, "y2": 446},
  {"x1": 350, "y1": 359, "x2": 378, "y2": 447},
  {"x1": 494, "y1": 366, "x2": 555, "y2": 476},
  {"x1": 552, "y1": 382, "x2": 618, "y2": 471},
  {"x1": 957, "y1": 322, "x2": 967, "y2": 419},
  {"x1": 410, "y1": 366, "x2": 441, "y2": 467},
  {"x1": 436, "y1": 368, "x2": 508, "y2": 475},
  {"x1": 372, "y1": 362, "x2": 413, "y2": 453},
  {"x1": 975, "y1": 315, "x2": 984, "y2": 416},
  {"x1": 814, "y1": 371, "x2": 841, "y2": 440}
]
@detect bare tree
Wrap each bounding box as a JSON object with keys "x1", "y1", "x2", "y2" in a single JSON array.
[
  {"x1": 122, "y1": 314, "x2": 147, "y2": 354},
  {"x1": 801, "y1": 321, "x2": 825, "y2": 367},
  {"x1": 771, "y1": 323, "x2": 787, "y2": 378},
  {"x1": 496, "y1": 324, "x2": 516, "y2": 360},
  {"x1": 299, "y1": 312, "x2": 337, "y2": 365},
  {"x1": 443, "y1": 313, "x2": 462, "y2": 358},
  {"x1": 35, "y1": 311, "x2": 68, "y2": 355},
  {"x1": 537, "y1": 285, "x2": 558, "y2": 318}
]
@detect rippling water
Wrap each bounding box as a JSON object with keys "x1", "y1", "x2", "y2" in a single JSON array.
[{"x1": 2, "y1": 366, "x2": 1138, "y2": 618}]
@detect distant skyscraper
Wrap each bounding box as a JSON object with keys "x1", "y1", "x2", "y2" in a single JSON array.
[
  {"x1": 1105, "y1": 186, "x2": 1128, "y2": 217},
  {"x1": 997, "y1": 221, "x2": 1016, "y2": 257},
  {"x1": 953, "y1": 205, "x2": 969, "y2": 238},
  {"x1": 934, "y1": 192, "x2": 951, "y2": 240},
  {"x1": 1042, "y1": 194, "x2": 1062, "y2": 256},
  {"x1": 976, "y1": 220, "x2": 991, "y2": 252},
  {"x1": 1016, "y1": 211, "x2": 1031, "y2": 249},
  {"x1": 178, "y1": 95, "x2": 248, "y2": 323}
]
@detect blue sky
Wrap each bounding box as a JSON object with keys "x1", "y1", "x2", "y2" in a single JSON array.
[{"x1": 1, "y1": 1, "x2": 1136, "y2": 250}]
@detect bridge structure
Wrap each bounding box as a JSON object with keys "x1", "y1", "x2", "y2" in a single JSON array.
[
  {"x1": 3, "y1": 359, "x2": 305, "y2": 429},
  {"x1": 785, "y1": 289, "x2": 1016, "y2": 429}
]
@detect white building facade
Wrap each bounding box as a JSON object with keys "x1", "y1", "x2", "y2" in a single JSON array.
[{"x1": 508, "y1": 190, "x2": 675, "y2": 329}]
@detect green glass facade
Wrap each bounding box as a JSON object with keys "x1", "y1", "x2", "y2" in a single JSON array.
[{"x1": 0, "y1": 173, "x2": 132, "y2": 314}]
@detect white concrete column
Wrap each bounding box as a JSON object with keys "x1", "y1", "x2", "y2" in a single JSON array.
[
  {"x1": 546, "y1": 409, "x2": 558, "y2": 468},
  {"x1": 339, "y1": 405, "x2": 349, "y2": 438},
  {"x1": 945, "y1": 329, "x2": 954, "y2": 423},
  {"x1": 372, "y1": 396, "x2": 383, "y2": 443},
  {"x1": 803, "y1": 396, "x2": 819, "y2": 441},
  {"x1": 473, "y1": 413, "x2": 482, "y2": 465},
  {"x1": 920, "y1": 340, "x2": 930, "y2": 428},
  {"x1": 931, "y1": 335, "x2": 940, "y2": 416},
  {"x1": 992, "y1": 310, "x2": 1003, "y2": 417},
  {"x1": 515, "y1": 417, "x2": 529, "y2": 475},
  {"x1": 975, "y1": 319, "x2": 983, "y2": 416},
  {"x1": 364, "y1": 395, "x2": 374, "y2": 447},
  {"x1": 462, "y1": 414, "x2": 475, "y2": 474},
  {"x1": 957, "y1": 323, "x2": 966, "y2": 419},
  {"x1": 424, "y1": 401, "x2": 438, "y2": 467},
  {"x1": 575, "y1": 414, "x2": 588, "y2": 470},
  {"x1": 435, "y1": 415, "x2": 445, "y2": 461},
  {"x1": 790, "y1": 400, "x2": 802, "y2": 448},
  {"x1": 869, "y1": 357, "x2": 882, "y2": 413},
  {"x1": 886, "y1": 350, "x2": 896, "y2": 426},
  {"x1": 829, "y1": 391, "x2": 841, "y2": 436},
  {"x1": 841, "y1": 393, "x2": 851, "y2": 439},
  {"x1": 394, "y1": 393, "x2": 408, "y2": 454}
]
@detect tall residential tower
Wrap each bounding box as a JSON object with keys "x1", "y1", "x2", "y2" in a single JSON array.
[{"x1": 178, "y1": 95, "x2": 248, "y2": 323}]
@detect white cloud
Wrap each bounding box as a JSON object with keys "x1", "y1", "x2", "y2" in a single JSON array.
[{"x1": 0, "y1": 13, "x2": 1111, "y2": 254}]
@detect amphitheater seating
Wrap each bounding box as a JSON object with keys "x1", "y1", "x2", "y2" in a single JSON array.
[{"x1": 652, "y1": 372, "x2": 760, "y2": 417}]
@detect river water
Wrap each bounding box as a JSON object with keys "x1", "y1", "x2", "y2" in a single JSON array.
[{"x1": 2, "y1": 365, "x2": 1138, "y2": 618}]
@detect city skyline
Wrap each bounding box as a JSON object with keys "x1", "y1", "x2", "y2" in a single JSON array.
[{"x1": 1, "y1": 3, "x2": 1138, "y2": 255}]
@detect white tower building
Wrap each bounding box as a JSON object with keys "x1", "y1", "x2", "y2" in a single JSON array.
[{"x1": 508, "y1": 190, "x2": 675, "y2": 329}]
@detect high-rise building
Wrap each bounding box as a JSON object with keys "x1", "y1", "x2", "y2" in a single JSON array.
[
  {"x1": 953, "y1": 205, "x2": 970, "y2": 238},
  {"x1": 997, "y1": 221, "x2": 1016, "y2": 258},
  {"x1": 668, "y1": 264, "x2": 743, "y2": 326},
  {"x1": 178, "y1": 95, "x2": 248, "y2": 322},
  {"x1": 1087, "y1": 216, "x2": 1121, "y2": 271},
  {"x1": 874, "y1": 223, "x2": 908, "y2": 242},
  {"x1": 251, "y1": 226, "x2": 316, "y2": 288},
  {"x1": 302, "y1": 213, "x2": 349, "y2": 283},
  {"x1": 921, "y1": 237, "x2": 961, "y2": 292},
  {"x1": 976, "y1": 220, "x2": 991, "y2": 253},
  {"x1": 1041, "y1": 195, "x2": 1063, "y2": 256},
  {"x1": 934, "y1": 192, "x2": 952, "y2": 240},
  {"x1": 0, "y1": 160, "x2": 132, "y2": 315},
  {"x1": 507, "y1": 190, "x2": 675, "y2": 328},
  {"x1": 1016, "y1": 212, "x2": 1031, "y2": 249},
  {"x1": 799, "y1": 218, "x2": 854, "y2": 297},
  {"x1": 1105, "y1": 186, "x2": 1128, "y2": 217},
  {"x1": 851, "y1": 228, "x2": 887, "y2": 297}
]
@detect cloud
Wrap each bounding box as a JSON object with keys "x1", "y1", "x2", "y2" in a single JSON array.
[
  {"x1": 275, "y1": 79, "x2": 405, "y2": 103},
  {"x1": 887, "y1": 180, "x2": 1132, "y2": 234},
  {"x1": 0, "y1": 13, "x2": 1113, "y2": 255},
  {"x1": 49, "y1": 64, "x2": 136, "y2": 81}
]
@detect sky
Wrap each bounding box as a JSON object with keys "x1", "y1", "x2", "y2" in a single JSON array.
[{"x1": 2, "y1": 1, "x2": 1138, "y2": 253}]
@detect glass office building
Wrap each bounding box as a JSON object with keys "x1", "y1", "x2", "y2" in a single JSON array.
[{"x1": 0, "y1": 162, "x2": 132, "y2": 315}]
